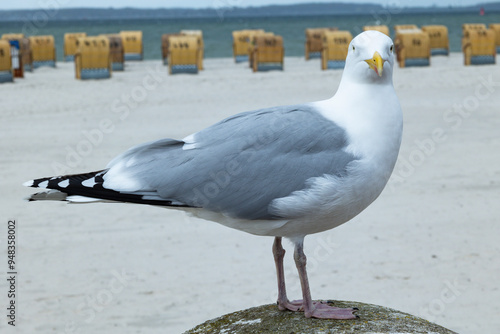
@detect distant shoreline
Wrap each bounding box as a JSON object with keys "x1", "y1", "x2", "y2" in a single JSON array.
[{"x1": 1, "y1": 2, "x2": 500, "y2": 22}]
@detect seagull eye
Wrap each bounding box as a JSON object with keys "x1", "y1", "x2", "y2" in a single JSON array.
[
  {"x1": 390, "y1": 45, "x2": 394, "y2": 52},
  {"x1": 352, "y1": 45, "x2": 355, "y2": 51}
]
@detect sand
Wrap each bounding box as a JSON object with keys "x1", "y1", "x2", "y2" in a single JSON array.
[{"x1": 1, "y1": 54, "x2": 499, "y2": 334}]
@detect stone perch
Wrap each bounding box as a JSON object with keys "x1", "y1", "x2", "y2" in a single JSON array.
[{"x1": 184, "y1": 300, "x2": 457, "y2": 334}]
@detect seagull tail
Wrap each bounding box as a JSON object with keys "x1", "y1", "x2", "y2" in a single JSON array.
[
  {"x1": 23, "y1": 170, "x2": 187, "y2": 207},
  {"x1": 23, "y1": 170, "x2": 108, "y2": 203}
]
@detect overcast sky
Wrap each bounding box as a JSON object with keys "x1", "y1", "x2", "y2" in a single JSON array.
[{"x1": 1, "y1": 0, "x2": 497, "y2": 10}]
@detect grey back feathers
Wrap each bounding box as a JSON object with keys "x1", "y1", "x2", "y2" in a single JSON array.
[{"x1": 104, "y1": 104, "x2": 357, "y2": 220}]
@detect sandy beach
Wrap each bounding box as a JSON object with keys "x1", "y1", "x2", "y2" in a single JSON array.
[{"x1": 1, "y1": 54, "x2": 499, "y2": 333}]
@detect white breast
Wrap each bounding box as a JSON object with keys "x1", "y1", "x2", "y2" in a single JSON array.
[{"x1": 266, "y1": 86, "x2": 403, "y2": 238}]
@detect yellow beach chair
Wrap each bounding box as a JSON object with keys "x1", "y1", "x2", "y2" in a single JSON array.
[
  {"x1": 101, "y1": 34, "x2": 124, "y2": 71},
  {"x1": 0, "y1": 39, "x2": 13, "y2": 83},
  {"x1": 29, "y1": 35, "x2": 56, "y2": 68},
  {"x1": 489, "y1": 24, "x2": 500, "y2": 53},
  {"x1": 462, "y1": 28, "x2": 496, "y2": 65},
  {"x1": 422, "y1": 25, "x2": 449, "y2": 56},
  {"x1": 248, "y1": 32, "x2": 274, "y2": 68},
  {"x1": 64, "y1": 33, "x2": 87, "y2": 61},
  {"x1": 232, "y1": 29, "x2": 265, "y2": 63},
  {"x1": 2, "y1": 34, "x2": 29, "y2": 77},
  {"x1": 394, "y1": 29, "x2": 431, "y2": 67},
  {"x1": 168, "y1": 35, "x2": 200, "y2": 74},
  {"x1": 74, "y1": 36, "x2": 112, "y2": 80},
  {"x1": 321, "y1": 31, "x2": 352, "y2": 70},
  {"x1": 252, "y1": 35, "x2": 284, "y2": 72},
  {"x1": 180, "y1": 30, "x2": 204, "y2": 70},
  {"x1": 305, "y1": 27, "x2": 338, "y2": 60},
  {"x1": 120, "y1": 31, "x2": 143, "y2": 61},
  {"x1": 161, "y1": 33, "x2": 182, "y2": 65}
]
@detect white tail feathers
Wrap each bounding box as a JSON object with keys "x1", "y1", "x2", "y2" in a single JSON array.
[{"x1": 25, "y1": 189, "x2": 67, "y2": 202}]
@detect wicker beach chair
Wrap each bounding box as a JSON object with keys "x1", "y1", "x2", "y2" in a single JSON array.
[
  {"x1": 251, "y1": 34, "x2": 284, "y2": 72},
  {"x1": 422, "y1": 25, "x2": 449, "y2": 56},
  {"x1": 462, "y1": 28, "x2": 496, "y2": 65},
  {"x1": 120, "y1": 31, "x2": 143, "y2": 61},
  {"x1": 305, "y1": 27, "x2": 338, "y2": 60},
  {"x1": 64, "y1": 33, "x2": 87, "y2": 61},
  {"x1": 394, "y1": 29, "x2": 431, "y2": 67},
  {"x1": 232, "y1": 29, "x2": 265, "y2": 63},
  {"x1": 74, "y1": 36, "x2": 112, "y2": 80},
  {"x1": 29, "y1": 35, "x2": 56, "y2": 68},
  {"x1": 321, "y1": 30, "x2": 352, "y2": 70},
  {"x1": 168, "y1": 35, "x2": 200, "y2": 74},
  {"x1": 0, "y1": 39, "x2": 14, "y2": 83}
]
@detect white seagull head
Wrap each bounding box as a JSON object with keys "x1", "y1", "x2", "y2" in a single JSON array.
[{"x1": 343, "y1": 30, "x2": 396, "y2": 85}]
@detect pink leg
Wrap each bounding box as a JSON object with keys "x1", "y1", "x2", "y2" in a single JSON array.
[
  {"x1": 273, "y1": 237, "x2": 303, "y2": 311},
  {"x1": 293, "y1": 239, "x2": 357, "y2": 319}
]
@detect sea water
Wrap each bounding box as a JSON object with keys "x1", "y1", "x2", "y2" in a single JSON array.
[{"x1": 1, "y1": 12, "x2": 499, "y2": 60}]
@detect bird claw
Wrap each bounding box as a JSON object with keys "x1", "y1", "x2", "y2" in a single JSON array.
[
  {"x1": 278, "y1": 299, "x2": 358, "y2": 320},
  {"x1": 308, "y1": 302, "x2": 358, "y2": 320},
  {"x1": 277, "y1": 299, "x2": 304, "y2": 312}
]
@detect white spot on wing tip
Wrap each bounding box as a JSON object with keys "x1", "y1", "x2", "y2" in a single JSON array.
[
  {"x1": 82, "y1": 178, "x2": 96, "y2": 187},
  {"x1": 38, "y1": 180, "x2": 49, "y2": 188},
  {"x1": 22, "y1": 180, "x2": 34, "y2": 187},
  {"x1": 58, "y1": 179, "x2": 70, "y2": 188}
]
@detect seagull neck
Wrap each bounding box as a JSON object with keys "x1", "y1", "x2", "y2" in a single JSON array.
[{"x1": 337, "y1": 74, "x2": 393, "y2": 93}]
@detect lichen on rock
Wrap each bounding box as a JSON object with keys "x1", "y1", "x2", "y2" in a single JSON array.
[{"x1": 184, "y1": 300, "x2": 458, "y2": 334}]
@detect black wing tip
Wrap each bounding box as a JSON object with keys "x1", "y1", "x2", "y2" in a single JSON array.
[{"x1": 23, "y1": 170, "x2": 196, "y2": 208}]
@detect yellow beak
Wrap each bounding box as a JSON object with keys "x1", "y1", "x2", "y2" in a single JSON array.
[{"x1": 365, "y1": 51, "x2": 385, "y2": 77}]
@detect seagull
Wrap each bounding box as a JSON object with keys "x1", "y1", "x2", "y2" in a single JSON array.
[{"x1": 24, "y1": 30, "x2": 402, "y2": 320}]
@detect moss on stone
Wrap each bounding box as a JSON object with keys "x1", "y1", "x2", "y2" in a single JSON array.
[{"x1": 184, "y1": 300, "x2": 458, "y2": 334}]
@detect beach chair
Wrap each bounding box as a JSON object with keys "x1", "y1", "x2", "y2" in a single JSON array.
[
  {"x1": 305, "y1": 28, "x2": 338, "y2": 60},
  {"x1": 2, "y1": 34, "x2": 30, "y2": 77},
  {"x1": 232, "y1": 29, "x2": 265, "y2": 63},
  {"x1": 161, "y1": 33, "x2": 182, "y2": 65},
  {"x1": 421, "y1": 25, "x2": 449, "y2": 56},
  {"x1": 168, "y1": 35, "x2": 200, "y2": 74},
  {"x1": 29, "y1": 35, "x2": 56, "y2": 68},
  {"x1": 489, "y1": 24, "x2": 500, "y2": 53},
  {"x1": 251, "y1": 35, "x2": 284, "y2": 72},
  {"x1": 74, "y1": 36, "x2": 112, "y2": 80},
  {"x1": 0, "y1": 40, "x2": 14, "y2": 83},
  {"x1": 64, "y1": 32, "x2": 87, "y2": 61},
  {"x1": 394, "y1": 30, "x2": 431, "y2": 67},
  {"x1": 120, "y1": 31, "x2": 143, "y2": 61},
  {"x1": 7, "y1": 40, "x2": 23, "y2": 78},
  {"x1": 101, "y1": 34, "x2": 124, "y2": 71},
  {"x1": 248, "y1": 32, "x2": 274, "y2": 68},
  {"x1": 180, "y1": 30, "x2": 204, "y2": 70},
  {"x1": 232, "y1": 30, "x2": 248, "y2": 62},
  {"x1": 321, "y1": 31, "x2": 352, "y2": 70},
  {"x1": 462, "y1": 29, "x2": 496, "y2": 65},
  {"x1": 363, "y1": 25, "x2": 390, "y2": 36}
]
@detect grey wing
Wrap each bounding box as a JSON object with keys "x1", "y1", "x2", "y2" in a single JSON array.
[{"x1": 103, "y1": 104, "x2": 357, "y2": 220}]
